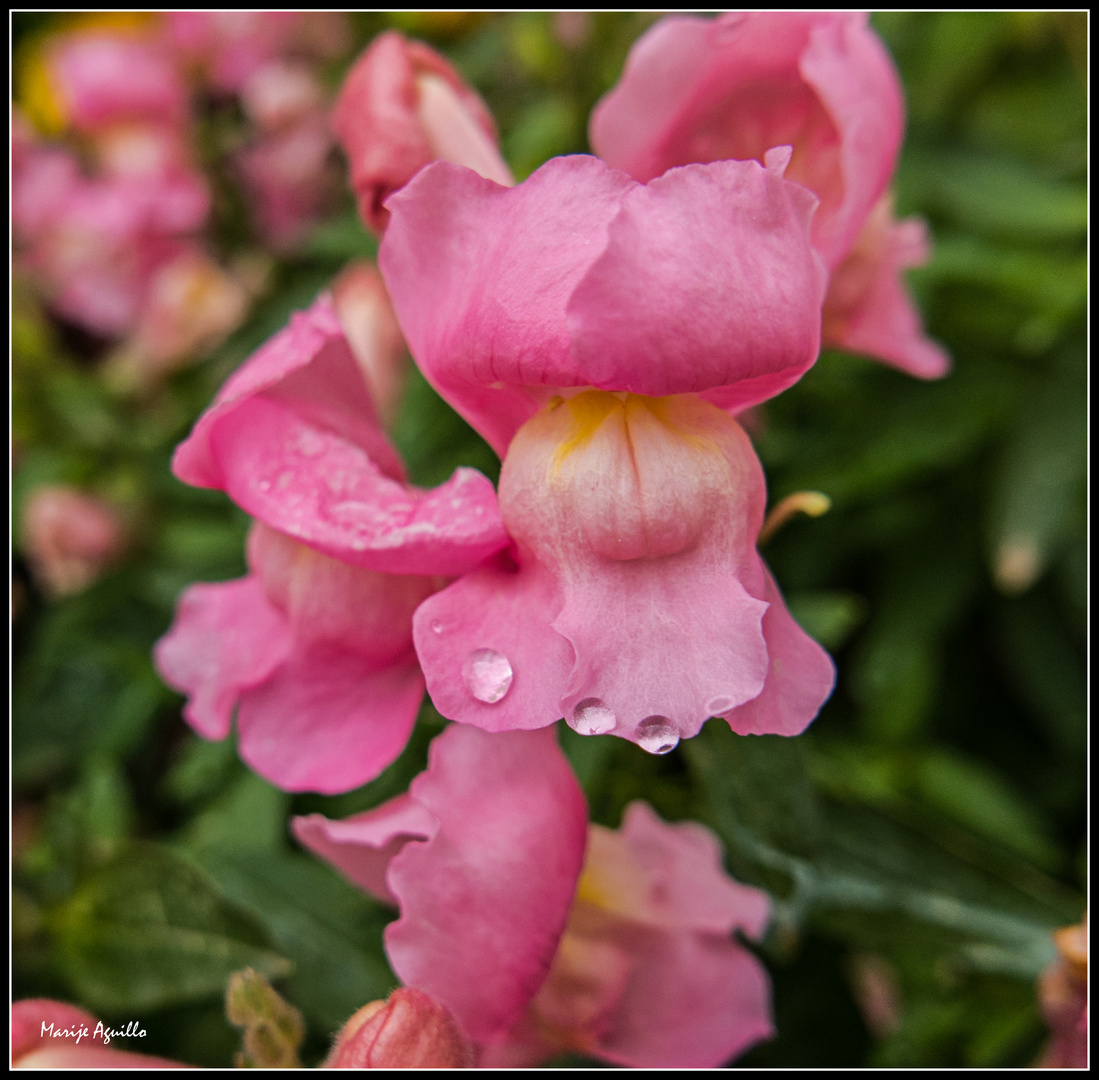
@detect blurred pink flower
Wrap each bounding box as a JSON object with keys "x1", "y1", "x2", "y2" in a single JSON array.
[
  {"x1": 590, "y1": 11, "x2": 949, "y2": 379},
  {"x1": 295, "y1": 724, "x2": 774, "y2": 1067},
  {"x1": 20, "y1": 485, "x2": 125, "y2": 598},
  {"x1": 333, "y1": 31, "x2": 513, "y2": 231},
  {"x1": 380, "y1": 154, "x2": 834, "y2": 751},
  {"x1": 324, "y1": 988, "x2": 474, "y2": 1068},
  {"x1": 44, "y1": 30, "x2": 189, "y2": 133},
  {"x1": 165, "y1": 12, "x2": 349, "y2": 94},
  {"x1": 1036, "y1": 917, "x2": 1088, "y2": 1069},
  {"x1": 155, "y1": 296, "x2": 506, "y2": 792},
  {"x1": 12, "y1": 1000, "x2": 184, "y2": 1068}
]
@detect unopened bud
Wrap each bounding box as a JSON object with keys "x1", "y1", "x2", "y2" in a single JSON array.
[
  {"x1": 20, "y1": 485, "x2": 125, "y2": 597},
  {"x1": 225, "y1": 968, "x2": 304, "y2": 1069},
  {"x1": 324, "y1": 988, "x2": 474, "y2": 1069}
]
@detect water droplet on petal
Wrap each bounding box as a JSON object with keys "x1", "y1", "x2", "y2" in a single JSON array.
[
  {"x1": 706, "y1": 695, "x2": 736, "y2": 716},
  {"x1": 462, "y1": 648, "x2": 513, "y2": 703},
  {"x1": 636, "y1": 716, "x2": 680, "y2": 755},
  {"x1": 569, "y1": 698, "x2": 616, "y2": 736},
  {"x1": 430, "y1": 619, "x2": 444, "y2": 635}
]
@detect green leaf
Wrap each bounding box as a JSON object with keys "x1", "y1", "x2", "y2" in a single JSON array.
[
  {"x1": 786, "y1": 590, "x2": 867, "y2": 652},
  {"x1": 198, "y1": 849, "x2": 394, "y2": 1032},
  {"x1": 53, "y1": 843, "x2": 291, "y2": 1013},
  {"x1": 177, "y1": 772, "x2": 290, "y2": 855}
]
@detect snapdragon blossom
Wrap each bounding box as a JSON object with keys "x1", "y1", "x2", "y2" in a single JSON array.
[
  {"x1": 380, "y1": 153, "x2": 835, "y2": 752},
  {"x1": 590, "y1": 11, "x2": 949, "y2": 379},
  {"x1": 155, "y1": 297, "x2": 507, "y2": 792},
  {"x1": 295, "y1": 723, "x2": 773, "y2": 1067}
]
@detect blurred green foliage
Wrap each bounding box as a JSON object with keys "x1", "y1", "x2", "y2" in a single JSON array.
[{"x1": 12, "y1": 11, "x2": 1084, "y2": 1069}]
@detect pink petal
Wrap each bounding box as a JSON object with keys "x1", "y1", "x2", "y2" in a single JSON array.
[
  {"x1": 590, "y1": 12, "x2": 904, "y2": 270},
  {"x1": 381, "y1": 156, "x2": 633, "y2": 456},
  {"x1": 381, "y1": 155, "x2": 823, "y2": 453},
  {"x1": 173, "y1": 296, "x2": 507, "y2": 575},
  {"x1": 292, "y1": 794, "x2": 438, "y2": 904},
  {"x1": 153, "y1": 576, "x2": 292, "y2": 740},
  {"x1": 237, "y1": 644, "x2": 424, "y2": 794},
  {"x1": 830, "y1": 217, "x2": 951, "y2": 379},
  {"x1": 173, "y1": 296, "x2": 400, "y2": 489},
  {"x1": 595, "y1": 929, "x2": 774, "y2": 1067},
  {"x1": 611, "y1": 802, "x2": 771, "y2": 937},
  {"x1": 411, "y1": 551, "x2": 574, "y2": 733},
  {"x1": 385, "y1": 725, "x2": 588, "y2": 1044},
  {"x1": 724, "y1": 564, "x2": 836, "y2": 736}
]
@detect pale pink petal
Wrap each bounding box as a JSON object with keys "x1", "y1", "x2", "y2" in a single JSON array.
[
  {"x1": 411, "y1": 551, "x2": 573, "y2": 733},
  {"x1": 292, "y1": 795, "x2": 438, "y2": 904},
  {"x1": 830, "y1": 217, "x2": 951, "y2": 379},
  {"x1": 153, "y1": 576, "x2": 292, "y2": 740},
  {"x1": 595, "y1": 929, "x2": 774, "y2": 1067},
  {"x1": 381, "y1": 155, "x2": 822, "y2": 453},
  {"x1": 12, "y1": 1000, "x2": 99, "y2": 1061},
  {"x1": 724, "y1": 564, "x2": 836, "y2": 737},
  {"x1": 385, "y1": 725, "x2": 588, "y2": 1044},
  {"x1": 237, "y1": 645, "x2": 424, "y2": 794},
  {"x1": 612, "y1": 802, "x2": 771, "y2": 937}
]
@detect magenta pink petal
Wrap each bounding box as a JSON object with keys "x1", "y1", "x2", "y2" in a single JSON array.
[
  {"x1": 385, "y1": 725, "x2": 588, "y2": 1044},
  {"x1": 833, "y1": 218, "x2": 951, "y2": 379},
  {"x1": 153, "y1": 576, "x2": 292, "y2": 740},
  {"x1": 567, "y1": 155, "x2": 824, "y2": 410},
  {"x1": 411, "y1": 551, "x2": 574, "y2": 733},
  {"x1": 173, "y1": 297, "x2": 401, "y2": 489},
  {"x1": 237, "y1": 645, "x2": 424, "y2": 794},
  {"x1": 615, "y1": 802, "x2": 771, "y2": 937},
  {"x1": 292, "y1": 795, "x2": 438, "y2": 904},
  {"x1": 724, "y1": 564, "x2": 836, "y2": 737},
  {"x1": 595, "y1": 928, "x2": 774, "y2": 1067}
]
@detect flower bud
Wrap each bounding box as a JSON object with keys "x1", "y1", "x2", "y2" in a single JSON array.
[
  {"x1": 333, "y1": 31, "x2": 512, "y2": 232},
  {"x1": 21, "y1": 485, "x2": 125, "y2": 597},
  {"x1": 324, "y1": 988, "x2": 474, "y2": 1069}
]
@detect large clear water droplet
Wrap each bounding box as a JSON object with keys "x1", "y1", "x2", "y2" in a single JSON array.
[
  {"x1": 706, "y1": 695, "x2": 736, "y2": 716},
  {"x1": 569, "y1": 698, "x2": 616, "y2": 736},
  {"x1": 636, "y1": 716, "x2": 680, "y2": 755},
  {"x1": 462, "y1": 648, "x2": 513, "y2": 703}
]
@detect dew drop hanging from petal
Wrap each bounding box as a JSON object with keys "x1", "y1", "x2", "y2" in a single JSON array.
[
  {"x1": 636, "y1": 715, "x2": 679, "y2": 755},
  {"x1": 569, "y1": 697, "x2": 616, "y2": 736}
]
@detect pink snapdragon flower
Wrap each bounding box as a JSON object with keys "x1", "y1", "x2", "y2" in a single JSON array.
[
  {"x1": 333, "y1": 31, "x2": 514, "y2": 232},
  {"x1": 295, "y1": 724, "x2": 774, "y2": 1067},
  {"x1": 590, "y1": 11, "x2": 949, "y2": 379},
  {"x1": 379, "y1": 154, "x2": 835, "y2": 752},
  {"x1": 12, "y1": 1000, "x2": 185, "y2": 1068},
  {"x1": 155, "y1": 296, "x2": 507, "y2": 792}
]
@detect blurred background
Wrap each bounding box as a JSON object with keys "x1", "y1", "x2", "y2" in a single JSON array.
[{"x1": 12, "y1": 12, "x2": 1086, "y2": 1068}]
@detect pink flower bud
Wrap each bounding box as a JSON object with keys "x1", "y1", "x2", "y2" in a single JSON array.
[
  {"x1": 1036, "y1": 916, "x2": 1088, "y2": 1068},
  {"x1": 21, "y1": 485, "x2": 125, "y2": 597},
  {"x1": 333, "y1": 31, "x2": 513, "y2": 232},
  {"x1": 332, "y1": 261, "x2": 408, "y2": 426},
  {"x1": 324, "y1": 988, "x2": 474, "y2": 1069}
]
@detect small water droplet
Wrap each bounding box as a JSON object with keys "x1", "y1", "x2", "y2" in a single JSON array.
[
  {"x1": 257, "y1": 479, "x2": 272, "y2": 492},
  {"x1": 706, "y1": 695, "x2": 736, "y2": 716},
  {"x1": 636, "y1": 716, "x2": 679, "y2": 755},
  {"x1": 430, "y1": 620, "x2": 444, "y2": 635},
  {"x1": 462, "y1": 648, "x2": 513, "y2": 703},
  {"x1": 569, "y1": 698, "x2": 616, "y2": 736}
]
